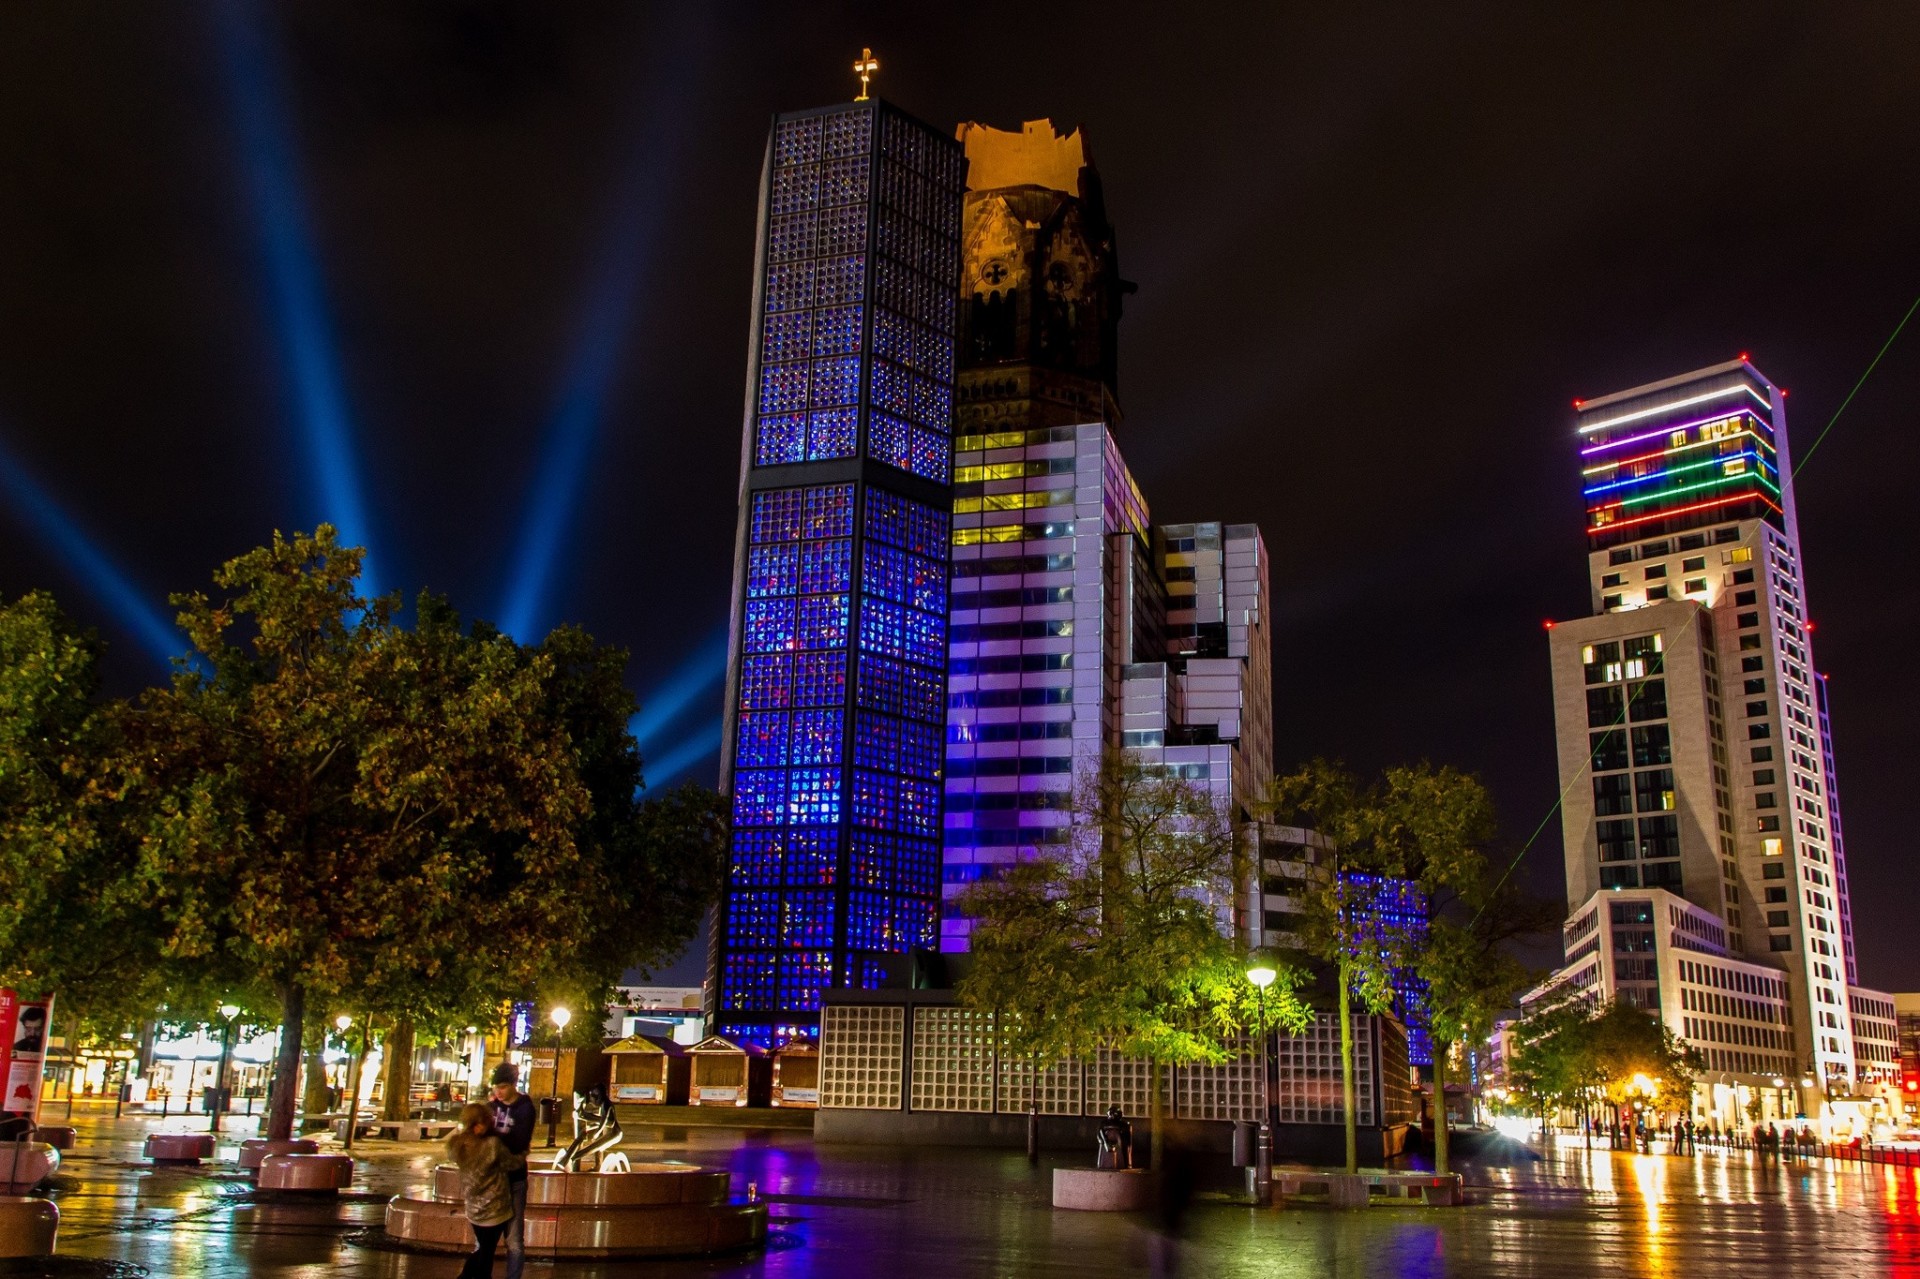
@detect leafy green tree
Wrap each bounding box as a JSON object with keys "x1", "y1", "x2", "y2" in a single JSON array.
[
  {"x1": 960, "y1": 752, "x2": 1309, "y2": 1169},
  {"x1": 1264, "y1": 762, "x2": 1405, "y2": 1174},
  {"x1": 121, "y1": 528, "x2": 729, "y2": 1140},
  {"x1": 1507, "y1": 997, "x2": 1704, "y2": 1141},
  {"x1": 0, "y1": 593, "x2": 168, "y2": 1041},
  {"x1": 1271, "y1": 760, "x2": 1556, "y2": 1175},
  {"x1": 1418, "y1": 897, "x2": 1548, "y2": 1174}
]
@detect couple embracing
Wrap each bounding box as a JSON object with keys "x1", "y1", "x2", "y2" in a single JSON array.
[{"x1": 444, "y1": 1062, "x2": 538, "y2": 1278}]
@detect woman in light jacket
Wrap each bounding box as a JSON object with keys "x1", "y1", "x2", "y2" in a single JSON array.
[{"x1": 445, "y1": 1101, "x2": 514, "y2": 1277}]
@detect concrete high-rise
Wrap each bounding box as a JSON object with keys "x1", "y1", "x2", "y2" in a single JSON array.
[
  {"x1": 1541, "y1": 358, "x2": 1866, "y2": 1094},
  {"x1": 708, "y1": 100, "x2": 967, "y2": 1046},
  {"x1": 939, "y1": 121, "x2": 1271, "y2": 949}
]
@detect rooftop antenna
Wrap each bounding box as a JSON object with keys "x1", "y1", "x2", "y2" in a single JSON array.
[{"x1": 852, "y1": 47, "x2": 878, "y2": 101}]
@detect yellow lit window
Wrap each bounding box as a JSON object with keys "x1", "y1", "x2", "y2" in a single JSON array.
[
  {"x1": 1731, "y1": 547, "x2": 1753, "y2": 564},
  {"x1": 1762, "y1": 837, "x2": 1782, "y2": 856},
  {"x1": 952, "y1": 524, "x2": 1027, "y2": 547}
]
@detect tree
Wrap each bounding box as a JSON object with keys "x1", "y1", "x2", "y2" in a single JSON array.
[
  {"x1": 1271, "y1": 760, "x2": 1556, "y2": 1176},
  {"x1": 2, "y1": 535, "x2": 731, "y2": 1139},
  {"x1": 959, "y1": 752, "x2": 1309, "y2": 1169},
  {"x1": 1417, "y1": 896, "x2": 1548, "y2": 1175},
  {"x1": 1507, "y1": 997, "x2": 1703, "y2": 1142},
  {"x1": 1264, "y1": 762, "x2": 1405, "y2": 1175},
  {"x1": 0, "y1": 593, "x2": 169, "y2": 1040}
]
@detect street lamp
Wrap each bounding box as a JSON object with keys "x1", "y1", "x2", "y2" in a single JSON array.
[
  {"x1": 1246, "y1": 955, "x2": 1277, "y2": 1206},
  {"x1": 546, "y1": 1007, "x2": 573, "y2": 1148},
  {"x1": 210, "y1": 1004, "x2": 241, "y2": 1135}
]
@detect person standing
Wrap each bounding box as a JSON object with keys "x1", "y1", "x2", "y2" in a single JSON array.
[
  {"x1": 445, "y1": 1103, "x2": 513, "y2": 1279},
  {"x1": 489, "y1": 1063, "x2": 538, "y2": 1279}
]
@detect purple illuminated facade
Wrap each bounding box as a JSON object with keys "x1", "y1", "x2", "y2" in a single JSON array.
[{"x1": 708, "y1": 100, "x2": 967, "y2": 1046}]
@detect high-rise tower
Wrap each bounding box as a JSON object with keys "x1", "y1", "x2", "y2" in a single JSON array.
[
  {"x1": 940, "y1": 121, "x2": 1271, "y2": 953},
  {"x1": 1542, "y1": 359, "x2": 1863, "y2": 1090},
  {"x1": 708, "y1": 100, "x2": 967, "y2": 1046}
]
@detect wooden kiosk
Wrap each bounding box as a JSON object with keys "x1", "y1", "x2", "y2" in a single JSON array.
[
  {"x1": 686, "y1": 1036, "x2": 770, "y2": 1108},
  {"x1": 770, "y1": 1044, "x2": 819, "y2": 1108},
  {"x1": 602, "y1": 1034, "x2": 689, "y2": 1106}
]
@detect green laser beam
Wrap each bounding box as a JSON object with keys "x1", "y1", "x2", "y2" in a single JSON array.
[
  {"x1": 1486, "y1": 296, "x2": 1919, "y2": 922},
  {"x1": 1794, "y1": 292, "x2": 1920, "y2": 478}
]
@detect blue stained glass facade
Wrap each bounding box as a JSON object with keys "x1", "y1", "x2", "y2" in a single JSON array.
[
  {"x1": 1344, "y1": 872, "x2": 1434, "y2": 1068},
  {"x1": 714, "y1": 99, "x2": 964, "y2": 1047}
]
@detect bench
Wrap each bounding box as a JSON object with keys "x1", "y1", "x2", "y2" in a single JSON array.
[
  {"x1": 258, "y1": 1153, "x2": 353, "y2": 1193},
  {"x1": 0, "y1": 1196, "x2": 58, "y2": 1258},
  {"x1": 0, "y1": 1145, "x2": 58, "y2": 1190},
  {"x1": 239, "y1": 1138, "x2": 319, "y2": 1171},
  {"x1": 367, "y1": 1120, "x2": 462, "y2": 1142},
  {"x1": 31, "y1": 1126, "x2": 74, "y2": 1151},
  {"x1": 143, "y1": 1133, "x2": 216, "y2": 1165},
  {"x1": 1276, "y1": 1169, "x2": 1463, "y2": 1207}
]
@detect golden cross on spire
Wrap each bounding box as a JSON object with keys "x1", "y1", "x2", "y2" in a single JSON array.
[{"x1": 852, "y1": 47, "x2": 878, "y2": 102}]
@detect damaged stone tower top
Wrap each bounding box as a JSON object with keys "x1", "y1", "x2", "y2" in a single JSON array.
[{"x1": 952, "y1": 119, "x2": 1132, "y2": 434}]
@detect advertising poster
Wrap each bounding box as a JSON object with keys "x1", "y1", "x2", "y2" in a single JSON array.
[{"x1": 0, "y1": 989, "x2": 53, "y2": 1120}]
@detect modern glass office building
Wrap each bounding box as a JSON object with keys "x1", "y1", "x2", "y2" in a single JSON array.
[{"x1": 708, "y1": 100, "x2": 967, "y2": 1047}]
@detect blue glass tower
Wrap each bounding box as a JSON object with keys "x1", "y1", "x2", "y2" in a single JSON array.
[{"x1": 708, "y1": 100, "x2": 967, "y2": 1046}]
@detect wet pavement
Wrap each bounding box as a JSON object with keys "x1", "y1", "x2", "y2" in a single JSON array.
[{"x1": 20, "y1": 1113, "x2": 1920, "y2": 1276}]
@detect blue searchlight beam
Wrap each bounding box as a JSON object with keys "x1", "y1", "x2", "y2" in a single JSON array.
[
  {"x1": 0, "y1": 437, "x2": 180, "y2": 668},
  {"x1": 211, "y1": 0, "x2": 380, "y2": 592}
]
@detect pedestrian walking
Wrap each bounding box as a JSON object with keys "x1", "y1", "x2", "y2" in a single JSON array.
[
  {"x1": 489, "y1": 1062, "x2": 538, "y2": 1279},
  {"x1": 446, "y1": 1102, "x2": 514, "y2": 1279}
]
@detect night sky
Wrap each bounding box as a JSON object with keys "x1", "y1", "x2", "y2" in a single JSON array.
[{"x1": 3, "y1": 5, "x2": 1917, "y2": 990}]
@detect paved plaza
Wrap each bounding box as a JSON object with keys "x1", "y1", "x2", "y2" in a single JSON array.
[{"x1": 14, "y1": 1113, "x2": 1914, "y2": 1277}]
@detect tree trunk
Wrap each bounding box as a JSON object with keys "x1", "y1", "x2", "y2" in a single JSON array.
[
  {"x1": 267, "y1": 981, "x2": 305, "y2": 1141},
  {"x1": 301, "y1": 1039, "x2": 331, "y2": 1129},
  {"x1": 1431, "y1": 1038, "x2": 1451, "y2": 1178},
  {"x1": 1338, "y1": 957, "x2": 1358, "y2": 1175},
  {"x1": 1148, "y1": 1060, "x2": 1164, "y2": 1172},
  {"x1": 1026, "y1": 1051, "x2": 1039, "y2": 1166},
  {"x1": 381, "y1": 1018, "x2": 416, "y2": 1121}
]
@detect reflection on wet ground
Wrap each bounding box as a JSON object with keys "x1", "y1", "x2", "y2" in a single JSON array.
[{"x1": 29, "y1": 1115, "x2": 1920, "y2": 1276}]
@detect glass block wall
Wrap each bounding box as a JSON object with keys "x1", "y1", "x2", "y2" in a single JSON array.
[{"x1": 712, "y1": 99, "x2": 967, "y2": 1047}]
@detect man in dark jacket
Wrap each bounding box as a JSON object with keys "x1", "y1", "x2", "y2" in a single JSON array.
[{"x1": 489, "y1": 1062, "x2": 538, "y2": 1279}]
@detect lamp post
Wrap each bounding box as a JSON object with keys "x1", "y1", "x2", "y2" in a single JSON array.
[
  {"x1": 210, "y1": 1004, "x2": 240, "y2": 1134},
  {"x1": 1246, "y1": 955, "x2": 1277, "y2": 1206},
  {"x1": 547, "y1": 1007, "x2": 572, "y2": 1148}
]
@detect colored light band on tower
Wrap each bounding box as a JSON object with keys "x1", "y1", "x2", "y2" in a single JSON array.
[
  {"x1": 1582, "y1": 449, "x2": 1779, "y2": 499},
  {"x1": 1578, "y1": 408, "x2": 1775, "y2": 458},
  {"x1": 1591, "y1": 465, "x2": 1782, "y2": 517},
  {"x1": 1581, "y1": 424, "x2": 1773, "y2": 475},
  {"x1": 1589, "y1": 490, "x2": 1782, "y2": 534},
  {"x1": 1577, "y1": 383, "x2": 1772, "y2": 435}
]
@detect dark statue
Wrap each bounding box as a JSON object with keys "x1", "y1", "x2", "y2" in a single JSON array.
[
  {"x1": 1096, "y1": 1105, "x2": 1132, "y2": 1170},
  {"x1": 553, "y1": 1086, "x2": 629, "y2": 1174}
]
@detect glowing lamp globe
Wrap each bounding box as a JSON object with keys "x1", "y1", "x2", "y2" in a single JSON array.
[
  {"x1": 550, "y1": 1007, "x2": 572, "y2": 1032},
  {"x1": 336, "y1": 1015, "x2": 352, "y2": 1033},
  {"x1": 219, "y1": 1004, "x2": 241, "y2": 1020},
  {"x1": 1246, "y1": 961, "x2": 1278, "y2": 990}
]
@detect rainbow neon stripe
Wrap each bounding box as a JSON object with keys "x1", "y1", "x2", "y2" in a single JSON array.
[
  {"x1": 1581, "y1": 423, "x2": 1772, "y2": 474},
  {"x1": 1590, "y1": 490, "x2": 1782, "y2": 534},
  {"x1": 1583, "y1": 450, "x2": 1780, "y2": 499}
]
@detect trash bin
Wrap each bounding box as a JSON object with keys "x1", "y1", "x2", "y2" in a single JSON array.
[
  {"x1": 202, "y1": 1086, "x2": 231, "y2": 1115},
  {"x1": 1231, "y1": 1119, "x2": 1256, "y2": 1168},
  {"x1": 539, "y1": 1097, "x2": 561, "y2": 1124}
]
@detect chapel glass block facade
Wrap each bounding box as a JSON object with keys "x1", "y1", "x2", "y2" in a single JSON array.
[{"x1": 710, "y1": 100, "x2": 967, "y2": 1047}]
